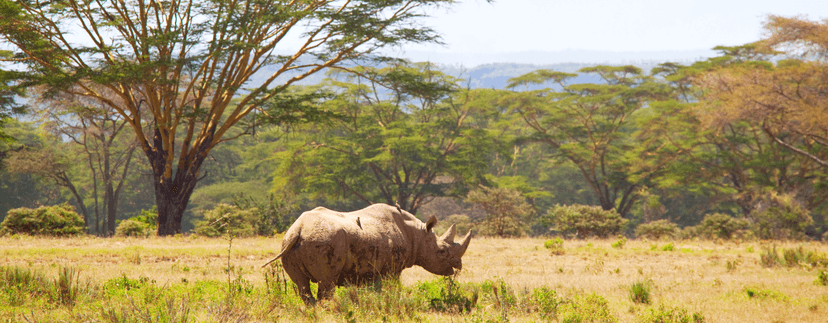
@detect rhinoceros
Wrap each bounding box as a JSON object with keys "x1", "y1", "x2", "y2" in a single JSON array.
[{"x1": 262, "y1": 203, "x2": 472, "y2": 304}]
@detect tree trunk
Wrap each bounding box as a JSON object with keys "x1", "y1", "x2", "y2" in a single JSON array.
[{"x1": 146, "y1": 126, "x2": 214, "y2": 236}]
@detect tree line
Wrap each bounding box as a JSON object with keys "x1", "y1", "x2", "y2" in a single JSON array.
[{"x1": 1, "y1": 7, "x2": 826, "y2": 238}]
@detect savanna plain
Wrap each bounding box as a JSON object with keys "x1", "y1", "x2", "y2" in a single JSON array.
[{"x1": 1, "y1": 235, "x2": 827, "y2": 322}]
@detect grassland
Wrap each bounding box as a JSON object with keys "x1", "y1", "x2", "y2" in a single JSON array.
[{"x1": 1, "y1": 234, "x2": 827, "y2": 322}]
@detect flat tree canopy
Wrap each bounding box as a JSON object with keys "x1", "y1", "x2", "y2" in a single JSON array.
[{"x1": 0, "y1": 0, "x2": 456, "y2": 235}]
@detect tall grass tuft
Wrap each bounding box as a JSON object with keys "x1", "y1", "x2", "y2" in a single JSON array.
[
  {"x1": 331, "y1": 277, "x2": 430, "y2": 320},
  {"x1": 761, "y1": 245, "x2": 828, "y2": 268},
  {"x1": 1, "y1": 266, "x2": 49, "y2": 306},
  {"x1": 629, "y1": 280, "x2": 651, "y2": 304},
  {"x1": 55, "y1": 267, "x2": 80, "y2": 306}
]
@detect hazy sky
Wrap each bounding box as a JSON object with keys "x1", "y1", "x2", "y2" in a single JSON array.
[{"x1": 390, "y1": 0, "x2": 828, "y2": 65}]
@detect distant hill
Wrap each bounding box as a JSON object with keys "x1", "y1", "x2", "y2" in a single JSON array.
[{"x1": 247, "y1": 51, "x2": 709, "y2": 90}]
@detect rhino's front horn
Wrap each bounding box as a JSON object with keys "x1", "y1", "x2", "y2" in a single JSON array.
[
  {"x1": 457, "y1": 230, "x2": 472, "y2": 257},
  {"x1": 440, "y1": 223, "x2": 457, "y2": 242}
]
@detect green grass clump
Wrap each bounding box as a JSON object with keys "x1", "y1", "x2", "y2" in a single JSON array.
[
  {"x1": 662, "y1": 243, "x2": 675, "y2": 251},
  {"x1": 545, "y1": 237, "x2": 565, "y2": 255},
  {"x1": 416, "y1": 277, "x2": 476, "y2": 314},
  {"x1": 0, "y1": 265, "x2": 83, "y2": 307},
  {"x1": 629, "y1": 281, "x2": 652, "y2": 304},
  {"x1": 815, "y1": 271, "x2": 828, "y2": 286},
  {"x1": 744, "y1": 287, "x2": 788, "y2": 301},
  {"x1": 761, "y1": 246, "x2": 828, "y2": 268},
  {"x1": 612, "y1": 236, "x2": 627, "y2": 249},
  {"x1": 637, "y1": 305, "x2": 704, "y2": 323}
]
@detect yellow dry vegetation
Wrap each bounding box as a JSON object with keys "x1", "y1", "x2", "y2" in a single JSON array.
[{"x1": 1, "y1": 235, "x2": 827, "y2": 322}]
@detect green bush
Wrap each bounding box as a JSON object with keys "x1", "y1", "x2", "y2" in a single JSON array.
[
  {"x1": 116, "y1": 207, "x2": 158, "y2": 237},
  {"x1": 637, "y1": 305, "x2": 704, "y2": 323},
  {"x1": 530, "y1": 286, "x2": 560, "y2": 320},
  {"x1": 635, "y1": 219, "x2": 679, "y2": 240},
  {"x1": 0, "y1": 203, "x2": 85, "y2": 236},
  {"x1": 467, "y1": 186, "x2": 534, "y2": 237},
  {"x1": 558, "y1": 292, "x2": 616, "y2": 323},
  {"x1": 194, "y1": 204, "x2": 257, "y2": 237},
  {"x1": 546, "y1": 204, "x2": 629, "y2": 239},
  {"x1": 694, "y1": 213, "x2": 750, "y2": 240},
  {"x1": 115, "y1": 220, "x2": 153, "y2": 237},
  {"x1": 751, "y1": 193, "x2": 813, "y2": 240}
]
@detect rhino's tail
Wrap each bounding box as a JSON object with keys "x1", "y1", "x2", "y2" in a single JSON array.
[{"x1": 261, "y1": 228, "x2": 300, "y2": 268}]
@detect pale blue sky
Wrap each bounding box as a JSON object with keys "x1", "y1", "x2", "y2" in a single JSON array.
[{"x1": 390, "y1": 0, "x2": 828, "y2": 65}]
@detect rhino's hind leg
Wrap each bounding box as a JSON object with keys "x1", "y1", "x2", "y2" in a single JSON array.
[{"x1": 282, "y1": 254, "x2": 316, "y2": 305}]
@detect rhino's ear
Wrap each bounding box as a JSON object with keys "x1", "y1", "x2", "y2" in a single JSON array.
[{"x1": 426, "y1": 215, "x2": 438, "y2": 233}]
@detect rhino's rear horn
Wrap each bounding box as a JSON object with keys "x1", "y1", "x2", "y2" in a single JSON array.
[
  {"x1": 440, "y1": 223, "x2": 457, "y2": 243},
  {"x1": 457, "y1": 230, "x2": 472, "y2": 257}
]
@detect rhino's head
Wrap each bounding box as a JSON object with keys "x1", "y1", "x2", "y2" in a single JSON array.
[{"x1": 417, "y1": 215, "x2": 473, "y2": 276}]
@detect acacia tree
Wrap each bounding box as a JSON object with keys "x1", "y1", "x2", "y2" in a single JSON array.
[
  {"x1": 1, "y1": 0, "x2": 458, "y2": 235},
  {"x1": 273, "y1": 63, "x2": 498, "y2": 214},
  {"x1": 34, "y1": 90, "x2": 139, "y2": 236},
  {"x1": 698, "y1": 15, "x2": 828, "y2": 169},
  {"x1": 638, "y1": 38, "x2": 828, "y2": 222},
  {"x1": 502, "y1": 66, "x2": 671, "y2": 218}
]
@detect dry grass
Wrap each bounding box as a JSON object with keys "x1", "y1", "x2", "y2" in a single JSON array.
[{"x1": 1, "y1": 235, "x2": 827, "y2": 322}]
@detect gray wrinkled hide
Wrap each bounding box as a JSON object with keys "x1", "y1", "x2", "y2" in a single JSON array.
[{"x1": 265, "y1": 203, "x2": 472, "y2": 304}]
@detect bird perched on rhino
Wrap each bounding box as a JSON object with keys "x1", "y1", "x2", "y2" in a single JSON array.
[{"x1": 262, "y1": 203, "x2": 472, "y2": 305}]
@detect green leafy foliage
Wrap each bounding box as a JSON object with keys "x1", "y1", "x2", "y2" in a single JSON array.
[
  {"x1": 0, "y1": 203, "x2": 84, "y2": 236},
  {"x1": 273, "y1": 63, "x2": 497, "y2": 214},
  {"x1": 116, "y1": 207, "x2": 158, "y2": 237},
  {"x1": 689, "y1": 213, "x2": 751, "y2": 240},
  {"x1": 751, "y1": 193, "x2": 814, "y2": 240},
  {"x1": 635, "y1": 219, "x2": 679, "y2": 240},
  {"x1": 194, "y1": 204, "x2": 258, "y2": 238},
  {"x1": 467, "y1": 186, "x2": 534, "y2": 237},
  {"x1": 530, "y1": 286, "x2": 561, "y2": 320},
  {"x1": 546, "y1": 204, "x2": 629, "y2": 238},
  {"x1": 505, "y1": 65, "x2": 673, "y2": 219}
]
